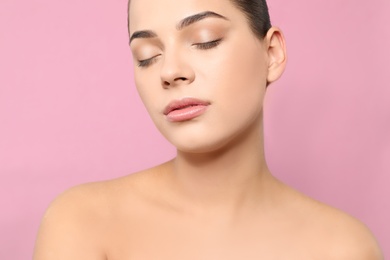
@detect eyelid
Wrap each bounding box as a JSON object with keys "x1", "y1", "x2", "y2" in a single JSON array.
[
  {"x1": 131, "y1": 41, "x2": 162, "y2": 68},
  {"x1": 193, "y1": 38, "x2": 223, "y2": 50},
  {"x1": 136, "y1": 38, "x2": 223, "y2": 68},
  {"x1": 138, "y1": 54, "x2": 161, "y2": 68}
]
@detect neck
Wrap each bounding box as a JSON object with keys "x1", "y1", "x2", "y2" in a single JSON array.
[{"x1": 168, "y1": 116, "x2": 276, "y2": 216}]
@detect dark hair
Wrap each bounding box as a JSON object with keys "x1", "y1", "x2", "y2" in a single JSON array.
[
  {"x1": 127, "y1": 0, "x2": 272, "y2": 39},
  {"x1": 230, "y1": 0, "x2": 272, "y2": 39}
]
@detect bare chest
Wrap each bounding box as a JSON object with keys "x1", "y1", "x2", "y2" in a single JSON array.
[{"x1": 103, "y1": 216, "x2": 320, "y2": 260}]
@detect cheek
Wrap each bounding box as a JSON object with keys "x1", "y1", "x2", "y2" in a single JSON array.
[
  {"x1": 134, "y1": 76, "x2": 148, "y2": 106},
  {"x1": 134, "y1": 72, "x2": 171, "y2": 138},
  {"x1": 212, "y1": 43, "x2": 267, "y2": 101},
  {"x1": 134, "y1": 73, "x2": 160, "y2": 117},
  {"x1": 209, "y1": 43, "x2": 268, "y2": 125}
]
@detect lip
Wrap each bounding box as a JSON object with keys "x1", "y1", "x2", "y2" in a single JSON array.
[{"x1": 164, "y1": 97, "x2": 210, "y2": 122}]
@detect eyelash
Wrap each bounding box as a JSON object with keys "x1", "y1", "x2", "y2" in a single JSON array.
[
  {"x1": 194, "y1": 38, "x2": 222, "y2": 50},
  {"x1": 138, "y1": 56, "x2": 159, "y2": 68},
  {"x1": 137, "y1": 39, "x2": 222, "y2": 68}
]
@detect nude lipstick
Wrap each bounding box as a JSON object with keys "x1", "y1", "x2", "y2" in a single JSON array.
[{"x1": 164, "y1": 98, "x2": 210, "y2": 122}]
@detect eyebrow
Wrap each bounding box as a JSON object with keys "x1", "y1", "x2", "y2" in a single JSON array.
[
  {"x1": 129, "y1": 11, "x2": 229, "y2": 44},
  {"x1": 129, "y1": 30, "x2": 157, "y2": 44}
]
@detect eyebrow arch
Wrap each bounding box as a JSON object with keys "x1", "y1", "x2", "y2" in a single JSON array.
[
  {"x1": 129, "y1": 11, "x2": 229, "y2": 44},
  {"x1": 177, "y1": 11, "x2": 229, "y2": 30},
  {"x1": 129, "y1": 30, "x2": 157, "y2": 44}
]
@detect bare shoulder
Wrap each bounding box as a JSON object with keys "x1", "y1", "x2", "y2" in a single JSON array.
[
  {"x1": 320, "y1": 206, "x2": 383, "y2": 259},
  {"x1": 287, "y1": 187, "x2": 384, "y2": 259},
  {"x1": 33, "y1": 163, "x2": 168, "y2": 260},
  {"x1": 33, "y1": 181, "x2": 107, "y2": 259}
]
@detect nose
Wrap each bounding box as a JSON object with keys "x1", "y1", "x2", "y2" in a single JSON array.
[{"x1": 160, "y1": 52, "x2": 195, "y2": 88}]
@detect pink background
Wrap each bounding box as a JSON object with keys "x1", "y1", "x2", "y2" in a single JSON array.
[{"x1": 0, "y1": 0, "x2": 389, "y2": 258}]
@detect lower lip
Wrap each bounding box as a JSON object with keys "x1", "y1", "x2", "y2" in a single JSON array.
[{"x1": 166, "y1": 105, "x2": 209, "y2": 122}]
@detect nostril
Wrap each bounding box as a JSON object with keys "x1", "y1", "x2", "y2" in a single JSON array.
[
  {"x1": 175, "y1": 77, "x2": 187, "y2": 81},
  {"x1": 162, "y1": 76, "x2": 191, "y2": 88}
]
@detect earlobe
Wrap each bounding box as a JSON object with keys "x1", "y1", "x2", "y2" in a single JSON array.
[{"x1": 265, "y1": 27, "x2": 287, "y2": 85}]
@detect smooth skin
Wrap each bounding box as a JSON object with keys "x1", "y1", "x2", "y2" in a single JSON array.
[{"x1": 33, "y1": 0, "x2": 383, "y2": 259}]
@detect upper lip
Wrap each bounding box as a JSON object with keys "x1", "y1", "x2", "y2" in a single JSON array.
[{"x1": 163, "y1": 97, "x2": 210, "y2": 115}]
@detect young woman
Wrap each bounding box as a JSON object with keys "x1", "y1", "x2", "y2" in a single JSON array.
[{"x1": 33, "y1": 0, "x2": 383, "y2": 259}]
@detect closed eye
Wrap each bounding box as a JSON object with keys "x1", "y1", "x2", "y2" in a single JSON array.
[
  {"x1": 194, "y1": 39, "x2": 222, "y2": 50},
  {"x1": 137, "y1": 39, "x2": 222, "y2": 68},
  {"x1": 138, "y1": 55, "x2": 161, "y2": 68}
]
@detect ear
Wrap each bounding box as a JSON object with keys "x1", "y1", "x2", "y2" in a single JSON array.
[{"x1": 265, "y1": 27, "x2": 287, "y2": 85}]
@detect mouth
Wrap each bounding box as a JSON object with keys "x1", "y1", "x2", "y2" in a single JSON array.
[{"x1": 164, "y1": 97, "x2": 210, "y2": 122}]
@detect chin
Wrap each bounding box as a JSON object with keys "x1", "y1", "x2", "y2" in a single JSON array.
[
  {"x1": 167, "y1": 131, "x2": 241, "y2": 155},
  {"x1": 175, "y1": 143, "x2": 226, "y2": 154},
  {"x1": 154, "y1": 109, "x2": 264, "y2": 155}
]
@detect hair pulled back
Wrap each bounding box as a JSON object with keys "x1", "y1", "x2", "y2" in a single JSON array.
[
  {"x1": 230, "y1": 0, "x2": 271, "y2": 39},
  {"x1": 127, "y1": 0, "x2": 272, "y2": 39}
]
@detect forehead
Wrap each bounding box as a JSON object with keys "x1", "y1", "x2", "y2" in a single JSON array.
[{"x1": 128, "y1": 0, "x2": 238, "y2": 33}]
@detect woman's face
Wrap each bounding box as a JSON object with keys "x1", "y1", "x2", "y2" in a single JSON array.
[{"x1": 129, "y1": 0, "x2": 272, "y2": 153}]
